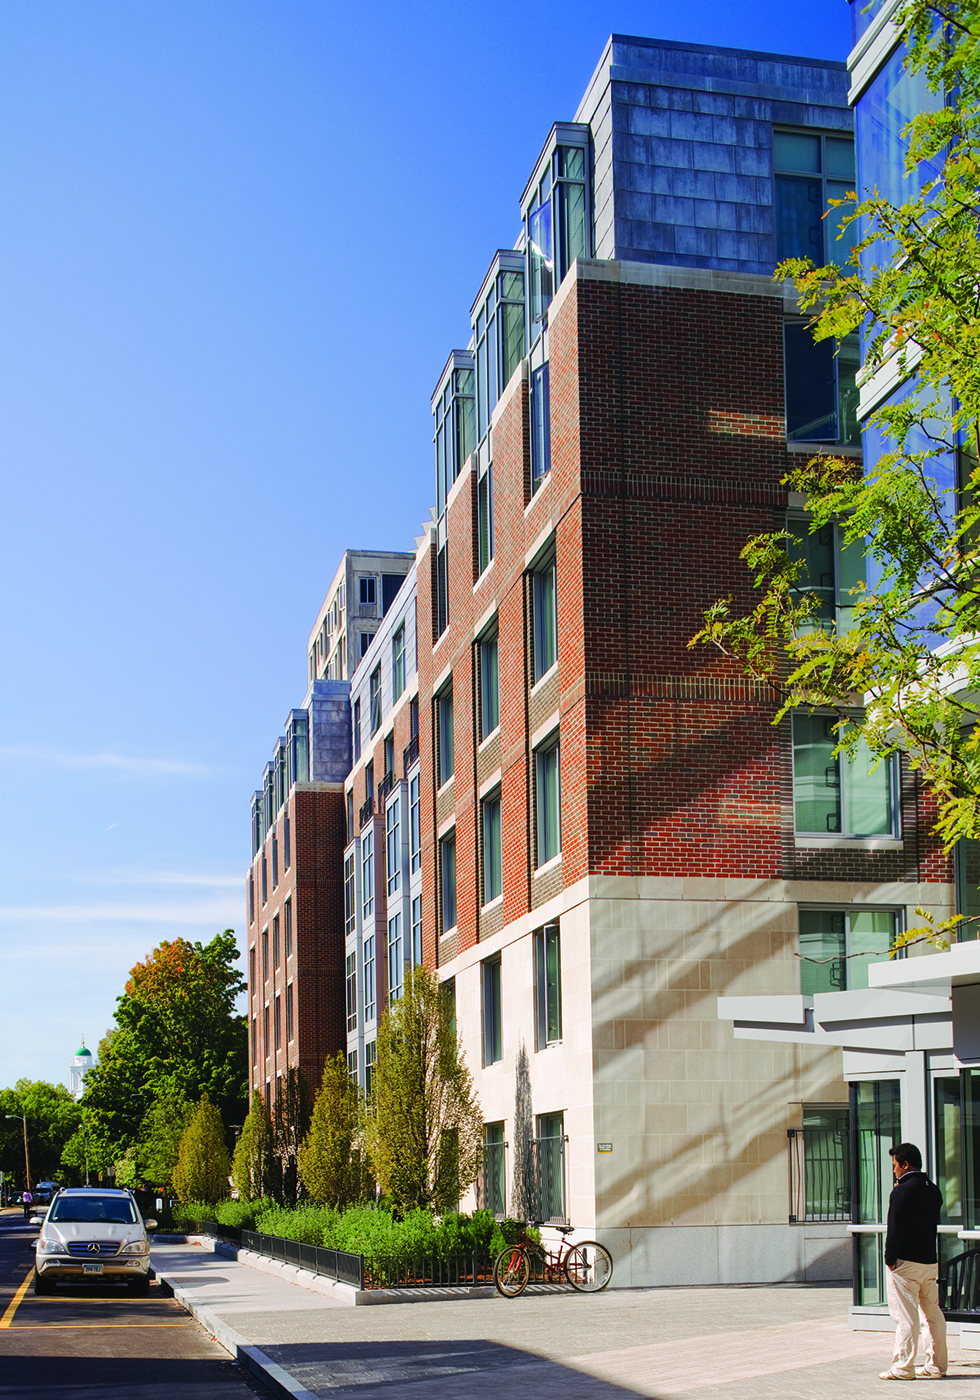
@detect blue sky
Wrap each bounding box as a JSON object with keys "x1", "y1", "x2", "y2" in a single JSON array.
[{"x1": 0, "y1": 0, "x2": 851, "y2": 1093}]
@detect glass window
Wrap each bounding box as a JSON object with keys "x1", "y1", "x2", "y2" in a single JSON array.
[
  {"x1": 530, "y1": 364, "x2": 551, "y2": 488},
  {"x1": 438, "y1": 687, "x2": 454, "y2": 785},
  {"x1": 392, "y1": 625, "x2": 406, "y2": 702},
  {"x1": 474, "y1": 264, "x2": 525, "y2": 445},
  {"x1": 251, "y1": 1016, "x2": 257, "y2": 1065},
  {"x1": 534, "y1": 923, "x2": 561, "y2": 1047},
  {"x1": 287, "y1": 711, "x2": 309, "y2": 786},
  {"x1": 263, "y1": 1004, "x2": 269, "y2": 1059},
  {"x1": 784, "y1": 323, "x2": 860, "y2": 445},
  {"x1": 537, "y1": 1112, "x2": 565, "y2": 1222},
  {"x1": 858, "y1": 48, "x2": 944, "y2": 221},
  {"x1": 347, "y1": 1048, "x2": 358, "y2": 1082},
  {"x1": 359, "y1": 576, "x2": 376, "y2": 606},
  {"x1": 441, "y1": 830, "x2": 457, "y2": 933},
  {"x1": 411, "y1": 894, "x2": 422, "y2": 965},
  {"x1": 436, "y1": 542, "x2": 448, "y2": 637},
  {"x1": 442, "y1": 976, "x2": 456, "y2": 1038},
  {"x1": 365, "y1": 759, "x2": 374, "y2": 812},
  {"x1": 360, "y1": 631, "x2": 373, "y2": 657},
  {"x1": 480, "y1": 630, "x2": 499, "y2": 738},
  {"x1": 271, "y1": 834, "x2": 278, "y2": 889},
  {"x1": 273, "y1": 914, "x2": 280, "y2": 969},
  {"x1": 284, "y1": 899, "x2": 292, "y2": 958},
  {"x1": 261, "y1": 857, "x2": 267, "y2": 904},
  {"x1": 347, "y1": 789, "x2": 354, "y2": 842},
  {"x1": 262, "y1": 928, "x2": 269, "y2": 981},
  {"x1": 346, "y1": 952, "x2": 357, "y2": 1032},
  {"x1": 957, "y1": 838, "x2": 980, "y2": 941},
  {"x1": 286, "y1": 984, "x2": 293, "y2": 1043},
  {"x1": 532, "y1": 558, "x2": 557, "y2": 681},
  {"x1": 774, "y1": 129, "x2": 856, "y2": 268},
  {"x1": 388, "y1": 912, "x2": 403, "y2": 1000},
  {"x1": 799, "y1": 907, "x2": 898, "y2": 995},
  {"x1": 535, "y1": 739, "x2": 561, "y2": 866},
  {"x1": 478, "y1": 458, "x2": 494, "y2": 575},
  {"x1": 353, "y1": 699, "x2": 361, "y2": 761},
  {"x1": 344, "y1": 853, "x2": 356, "y2": 937},
  {"x1": 482, "y1": 791, "x2": 502, "y2": 905},
  {"x1": 483, "y1": 1122, "x2": 506, "y2": 1217},
  {"x1": 434, "y1": 363, "x2": 476, "y2": 519},
  {"x1": 249, "y1": 944, "x2": 255, "y2": 990},
  {"x1": 410, "y1": 774, "x2": 421, "y2": 873},
  {"x1": 370, "y1": 665, "x2": 382, "y2": 735},
  {"x1": 787, "y1": 517, "x2": 866, "y2": 632},
  {"x1": 799, "y1": 1106, "x2": 850, "y2": 1222},
  {"x1": 249, "y1": 872, "x2": 255, "y2": 924},
  {"x1": 365, "y1": 1039, "x2": 377, "y2": 1097},
  {"x1": 851, "y1": 1080, "x2": 902, "y2": 1305},
  {"x1": 274, "y1": 995, "x2": 281, "y2": 1050},
  {"x1": 483, "y1": 955, "x2": 502, "y2": 1065},
  {"x1": 362, "y1": 830, "x2": 374, "y2": 919},
  {"x1": 526, "y1": 142, "x2": 588, "y2": 339},
  {"x1": 284, "y1": 815, "x2": 290, "y2": 869},
  {"x1": 364, "y1": 935, "x2": 376, "y2": 1022},
  {"x1": 386, "y1": 797, "x2": 401, "y2": 896},
  {"x1": 793, "y1": 714, "x2": 896, "y2": 837}
]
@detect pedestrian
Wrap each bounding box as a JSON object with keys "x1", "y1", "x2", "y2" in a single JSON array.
[
  {"x1": 21, "y1": 1188, "x2": 32, "y2": 1221},
  {"x1": 879, "y1": 1142, "x2": 947, "y2": 1381}
]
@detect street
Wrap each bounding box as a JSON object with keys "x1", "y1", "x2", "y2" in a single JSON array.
[{"x1": 0, "y1": 1214, "x2": 262, "y2": 1400}]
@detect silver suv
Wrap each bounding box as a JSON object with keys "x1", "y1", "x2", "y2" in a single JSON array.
[{"x1": 34, "y1": 1187, "x2": 156, "y2": 1295}]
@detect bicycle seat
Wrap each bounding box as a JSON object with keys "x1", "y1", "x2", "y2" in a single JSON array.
[{"x1": 555, "y1": 1225, "x2": 574, "y2": 1235}]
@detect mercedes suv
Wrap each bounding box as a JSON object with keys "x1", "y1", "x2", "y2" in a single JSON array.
[{"x1": 34, "y1": 1187, "x2": 156, "y2": 1294}]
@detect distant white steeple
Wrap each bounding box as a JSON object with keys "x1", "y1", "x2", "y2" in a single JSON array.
[{"x1": 69, "y1": 1040, "x2": 94, "y2": 1100}]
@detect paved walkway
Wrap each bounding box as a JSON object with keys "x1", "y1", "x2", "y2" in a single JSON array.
[{"x1": 151, "y1": 1242, "x2": 980, "y2": 1399}]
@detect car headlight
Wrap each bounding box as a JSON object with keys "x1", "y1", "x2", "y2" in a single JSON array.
[
  {"x1": 122, "y1": 1240, "x2": 149, "y2": 1255},
  {"x1": 37, "y1": 1238, "x2": 64, "y2": 1253}
]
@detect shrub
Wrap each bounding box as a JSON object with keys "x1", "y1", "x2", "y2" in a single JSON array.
[
  {"x1": 215, "y1": 1198, "x2": 272, "y2": 1229},
  {"x1": 254, "y1": 1203, "x2": 338, "y2": 1244},
  {"x1": 172, "y1": 1095, "x2": 232, "y2": 1205}
]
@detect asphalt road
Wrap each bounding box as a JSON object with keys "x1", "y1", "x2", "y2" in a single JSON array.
[{"x1": 0, "y1": 1212, "x2": 265, "y2": 1400}]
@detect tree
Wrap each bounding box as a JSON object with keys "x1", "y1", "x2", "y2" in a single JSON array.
[
  {"x1": 511, "y1": 1042, "x2": 535, "y2": 1221},
  {"x1": 172, "y1": 1095, "x2": 232, "y2": 1204},
  {"x1": 0, "y1": 1081, "x2": 81, "y2": 1186},
  {"x1": 693, "y1": 0, "x2": 980, "y2": 947},
  {"x1": 364, "y1": 964, "x2": 482, "y2": 1213},
  {"x1": 268, "y1": 1067, "x2": 312, "y2": 1206},
  {"x1": 138, "y1": 1084, "x2": 194, "y2": 1186},
  {"x1": 297, "y1": 1054, "x2": 370, "y2": 1208},
  {"x1": 78, "y1": 932, "x2": 248, "y2": 1163},
  {"x1": 231, "y1": 1090, "x2": 272, "y2": 1201}
]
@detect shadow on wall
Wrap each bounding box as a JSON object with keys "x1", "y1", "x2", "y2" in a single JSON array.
[
  {"x1": 252, "y1": 1337, "x2": 655, "y2": 1400},
  {"x1": 590, "y1": 891, "x2": 845, "y2": 1239}
]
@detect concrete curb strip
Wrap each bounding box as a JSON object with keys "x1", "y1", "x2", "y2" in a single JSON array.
[{"x1": 156, "y1": 1268, "x2": 320, "y2": 1400}]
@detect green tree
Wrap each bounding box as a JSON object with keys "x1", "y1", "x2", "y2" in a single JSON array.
[
  {"x1": 138, "y1": 1084, "x2": 194, "y2": 1186},
  {"x1": 78, "y1": 932, "x2": 248, "y2": 1163},
  {"x1": 693, "y1": 0, "x2": 980, "y2": 947},
  {"x1": 268, "y1": 1067, "x2": 312, "y2": 1206},
  {"x1": 364, "y1": 964, "x2": 483, "y2": 1213},
  {"x1": 297, "y1": 1054, "x2": 370, "y2": 1208},
  {"x1": 231, "y1": 1090, "x2": 272, "y2": 1200},
  {"x1": 0, "y1": 1081, "x2": 81, "y2": 1186},
  {"x1": 172, "y1": 1094, "x2": 232, "y2": 1204}
]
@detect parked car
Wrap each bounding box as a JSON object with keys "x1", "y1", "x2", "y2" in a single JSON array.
[
  {"x1": 33, "y1": 1187, "x2": 157, "y2": 1295},
  {"x1": 32, "y1": 1182, "x2": 61, "y2": 1206}
]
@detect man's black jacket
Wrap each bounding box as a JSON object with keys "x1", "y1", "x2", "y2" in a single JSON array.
[{"x1": 884, "y1": 1171, "x2": 943, "y2": 1267}]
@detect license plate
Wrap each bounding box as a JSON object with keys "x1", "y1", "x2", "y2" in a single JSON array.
[{"x1": 82, "y1": 1263, "x2": 103, "y2": 1275}]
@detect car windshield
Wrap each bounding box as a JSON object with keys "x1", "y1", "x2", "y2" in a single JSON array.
[{"x1": 48, "y1": 1196, "x2": 137, "y2": 1224}]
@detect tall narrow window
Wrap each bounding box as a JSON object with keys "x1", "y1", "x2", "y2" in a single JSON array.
[
  {"x1": 365, "y1": 1040, "x2": 377, "y2": 1097},
  {"x1": 410, "y1": 774, "x2": 421, "y2": 873},
  {"x1": 483, "y1": 955, "x2": 502, "y2": 1065},
  {"x1": 530, "y1": 364, "x2": 551, "y2": 488},
  {"x1": 353, "y1": 699, "x2": 361, "y2": 760},
  {"x1": 284, "y1": 815, "x2": 291, "y2": 869},
  {"x1": 410, "y1": 695, "x2": 419, "y2": 738},
  {"x1": 784, "y1": 324, "x2": 860, "y2": 446},
  {"x1": 384, "y1": 732, "x2": 395, "y2": 780},
  {"x1": 479, "y1": 630, "x2": 499, "y2": 738},
  {"x1": 365, "y1": 759, "x2": 374, "y2": 812},
  {"x1": 484, "y1": 1123, "x2": 506, "y2": 1217},
  {"x1": 346, "y1": 952, "x2": 357, "y2": 1032},
  {"x1": 263, "y1": 1005, "x2": 269, "y2": 1060},
  {"x1": 261, "y1": 857, "x2": 267, "y2": 904},
  {"x1": 537, "y1": 1112, "x2": 566, "y2": 1223},
  {"x1": 436, "y1": 542, "x2": 449, "y2": 636},
  {"x1": 411, "y1": 895, "x2": 422, "y2": 966},
  {"x1": 478, "y1": 458, "x2": 494, "y2": 574},
  {"x1": 370, "y1": 665, "x2": 382, "y2": 734},
  {"x1": 386, "y1": 797, "x2": 401, "y2": 896},
  {"x1": 534, "y1": 923, "x2": 562, "y2": 1048},
  {"x1": 787, "y1": 517, "x2": 866, "y2": 631},
  {"x1": 433, "y1": 362, "x2": 475, "y2": 519},
  {"x1": 364, "y1": 936, "x2": 376, "y2": 1022},
  {"x1": 388, "y1": 912, "x2": 403, "y2": 999},
  {"x1": 249, "y1": 873, "x2": 255, "y2": 924},
  {"x1": 274, "y1": 995, "x2": 282, "y2": 1050},
  {"x1": 441, "y1": 830, "x2": 457, "y2": 933},
  {"x1": 532, "y1": 558, "x2": 557, "y2": 681},
  {"x1": 284, "y1": 899, "x2": 292, "y2": 959},
  {"x1": 344, "y1": 854, "x2": 356, "y2": 937},
  {"x1": 392, "y1": 625, "x2": 406, "y2": 701},
  {"x1": 251, "y1": 1016, "x2": 257, "y2": 1066},
  {"x1": 362, "y1": 830, "x2": 374, "y2": 919},
  {"x1": 535, "y1": 739, "x2": 561, "y2": 866},
  {"x1": 273, "y1": 914, "x2": 280, "y2": 969},
  {"x1": 347, "y1": 790, "x2": 355, "y2": 841},
  {"x1": 249, "y1": 945, "x2": 256, "y2": 991},
  {"x1": 438, "y1": 686, "x2": 454, "y2": 785},
  {"x1": 442, "y1": 976, "x2": 457, "y2": 1038},
  {"x1": 262, "y1": 929, "x2": 269, "y2": 982},
  {"x1": 286, "y1": 984, "x2": 294, "y2": 1043},
  {"x1": 525, "y1": 142, "x2": 588, "y2": 339},
  {"x1": 774, "y1": 129, "x2": 856, "y2": 268},
  {"x1": 792, "y1": 715, "x2": 896, "y2": 837},
  {"x1": 272, "y1": 833, "x2": 279, "y2": 888},
  {"x1": 347, "y1": 1049, "x2": 358, "y2": 1081},
  {"x1": 482, "y1": 791, "x2": 502, "y2": 905}
]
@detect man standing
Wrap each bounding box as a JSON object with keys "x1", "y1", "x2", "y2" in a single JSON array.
[{"x1": 879, "y1": 1143, "x2": 947, "y2": 1381}]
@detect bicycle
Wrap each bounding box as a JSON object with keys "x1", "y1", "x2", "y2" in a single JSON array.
[{"x1": 492, "y1": 1222, "x2": 613, "y2": 1297}]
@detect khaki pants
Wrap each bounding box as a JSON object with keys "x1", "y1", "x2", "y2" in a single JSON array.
[{"x1": 886, "y1": 1259, "x2": 948, "y2": 1377}]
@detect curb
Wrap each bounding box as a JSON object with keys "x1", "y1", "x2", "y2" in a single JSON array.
[{"x1": 156, "y1": 1267, "x2": 319, "y2": 1400}]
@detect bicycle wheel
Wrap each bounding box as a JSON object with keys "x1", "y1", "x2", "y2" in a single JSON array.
[
  {"x1": 493, "y1": 1245, "x2": 530, "y2": 1298},
  {"x1": 564, "y1": 1241, "x2": 613, "y2": 1292}
]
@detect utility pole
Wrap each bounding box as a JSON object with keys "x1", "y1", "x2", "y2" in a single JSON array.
[{"x1": 5, "y1": 1115, "x2": 30, "y2": 1191}]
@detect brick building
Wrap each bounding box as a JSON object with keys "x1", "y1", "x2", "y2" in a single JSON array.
[{"x1": 247, "y1": 31, "x2": 957, "y2": 1288}]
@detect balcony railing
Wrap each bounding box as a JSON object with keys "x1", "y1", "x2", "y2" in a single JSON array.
[
  {"x1": 377, "y1": 771, "x2": 395, "y2": 805},
  {"x1": 403, "y1": 734, "x2": 419, "y2": 774},
  {"x1": 359, "y1": 795, "x2": 374, "y2": 829}
]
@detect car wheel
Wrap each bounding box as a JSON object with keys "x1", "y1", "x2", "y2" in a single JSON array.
[
  {"x1": 128, "y1": 1274, "x2": 150, "y2": 1296},
  {"x1": 33, "y1": 1273, "x2": 53, "y2": 1296}
]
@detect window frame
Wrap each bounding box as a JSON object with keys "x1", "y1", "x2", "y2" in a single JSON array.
[
  {"x1": 482, "y1": 954, "x2": 503, "y2": 1066},
  {"x1": 386, "y1": 795, "x2": 401, "y2": 897},
  {"x1": 534, "y1": 736, "x2": 562, "y2": 867},
  {"x1": 388, "y1": 911, "x2": 403, "y2": 1000},
  {"x1": 531, "y1": 555, "x2": 557, "y2": 684},
  {"x1": 369, "y1": 665, "x2": 383, "y2": 735},
  {"x1": 534, "y1": 923, "x2": 562, "y2": 1049},
  {"x1": 392, "y1": 624, "x2": 406, "y2": 702},
  {"x1": 437, "y1": 684, "x2": 454, "y2": 787},
  {"x1": 482, "y1": 789, "x2": 502, "y2": 906},
  {"x1": 479, "y1": 628, "x2": 500, "y2": 740},
  {"x1": 440, "y1": 829, "x2": 457, "y2": 934},
  {"x1": 798, "y1": 905, "x2": 903, "y2": 995},
  {"x1": 362, "y1": 829, "x2": 375, "y2": 919},
  {"x1": 409, "y1": 774, "x2": 421, "y2": 873},
  {"x1": 363, "y1": 934, "x2": 376, "y2": 1023},
  {"x1": 346, "y1": 951, "x2": 357, "y2": 1033},
  {"x1": 792, "y1": 712, "x2": 899, "y2": 839},
  {"x1": 773, "y1": 127, "x2": 857, "y2": 269}
]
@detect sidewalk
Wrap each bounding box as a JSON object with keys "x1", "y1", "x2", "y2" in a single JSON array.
[{"x1": 151, "y1": 1241, "x2": 980, "y2": 1399}]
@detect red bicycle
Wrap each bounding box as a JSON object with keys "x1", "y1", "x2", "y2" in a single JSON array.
[{"x1": 492, "y1": 1222, "x2": 613, "y2": 1297}]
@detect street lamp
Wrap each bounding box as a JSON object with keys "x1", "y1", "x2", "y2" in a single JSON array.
[{"x1": 5, "y1": 1115, "x2": 30, "y2": 1193}]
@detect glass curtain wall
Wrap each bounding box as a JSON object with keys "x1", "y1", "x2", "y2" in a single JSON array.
[
  {"x1": 433, "y1": 362, "x2": 476, "y2": 519},
  {"x1": 851, "y1": 1080, "x2": 901, "y2": 1305},
  {"x1": 526, "y1": 143, "x2": 589, "y2": 341}
]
